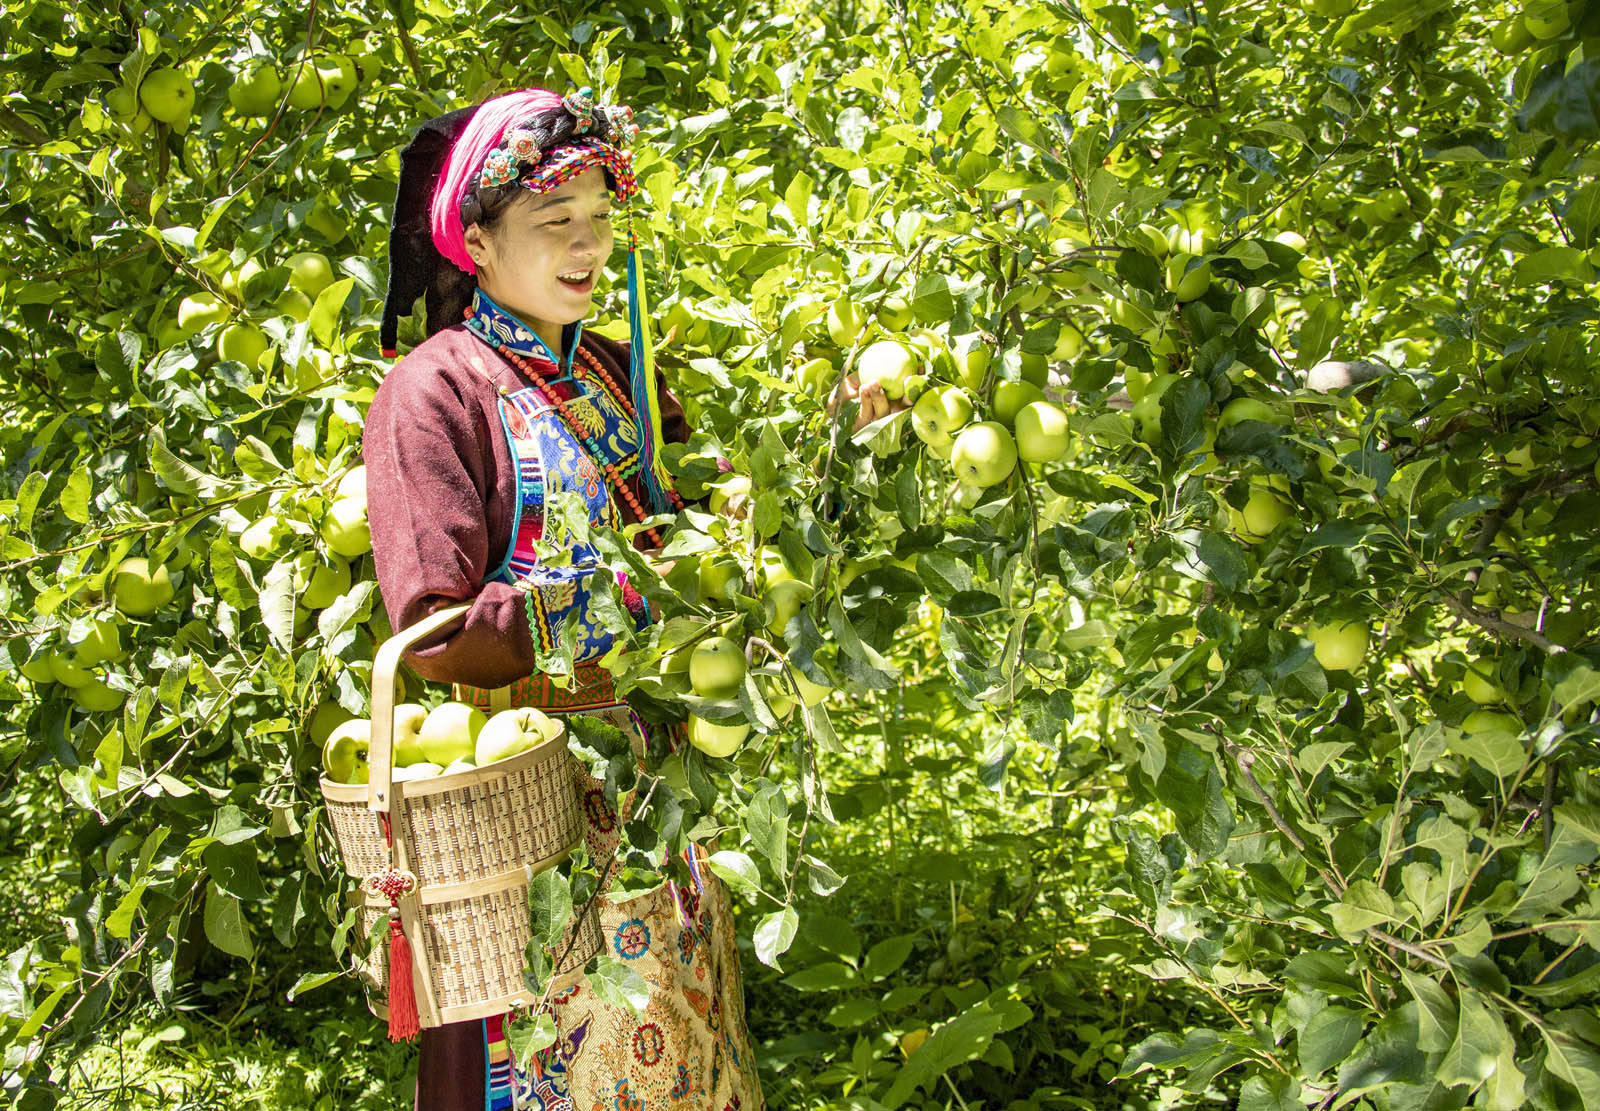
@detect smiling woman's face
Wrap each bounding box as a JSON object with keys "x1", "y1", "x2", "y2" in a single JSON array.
[{"x1": 463, "y1": 166, "x2": 615, "y2": 351}]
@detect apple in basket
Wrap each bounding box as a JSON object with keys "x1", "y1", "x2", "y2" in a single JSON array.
[
  {"x1": 418, "y1": 701, "x2": 486, "y2": 766},
  {"x1": 392, "y1": 761, "x2": 443, "y2": 782},
  {"x1": 392, "y1": 702, "x2": 429, "y2": 766},
  {"x1": 476, "y1": 707, "x2": 562, "y2": 767}
]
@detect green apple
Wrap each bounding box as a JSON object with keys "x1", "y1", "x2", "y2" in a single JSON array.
[
  {"x1": 1228, "y1": 476, "x2": 1293, "y2": 544},
  {"x1": 392, "y1": 702, "x2": 429, "y2": 766},
  {"x1": 709, "y1": 474, "x2": 752, "y2": 516},
  {"x1": 1308, "y1": 619, "x2": 1368, "y2": 671},
  {"x1": 697, "y1": 553, "x2": 743, "y2": 603},
  {"x1": 272, "y1": 288, "x2": 313, "y2": 321},
  {"x1": 239, "y1": 514, "x2": 285, "y2": 561},
  {"x1": 826, "y1": 297, "x2": 869, "y2": 347},
  {"x1": 765, "y1": 579, "x2": 813, "y2": 635},
  {"x1": 111, "y1": 557, "x2": 174, "y2": 617},
  {"x1": 19, "y1": 653, "x2": 56, "y2": 684},
  {"x1": 315, "y1": 55, "x2": 359, "y2": 108},
  {"x1": 71, "y1": 677, "x2": 126, "y2": 713},
  {"x1": 106, "y1": 86, "x2": 138, "y2": 121},
  {"x1": 790, "y1": 670, "x2": 832, "y2": 706},
  {"x1": 296, "y1": 553, "x2": 351, "y2": 609},
  {"x1": 442, "y1": 757, "x2": 477, "y2": 776},
  {"x1": 1217, "y1": 396, "x2": 1287, "y2": 430},
  {"x1": 177, "y1": 293, "x2": 230, "y2": 336},
  {"x1": 393, "y1": 761, "x2": 443, "y2": 782},
  {"x1": 1461, "y1": 709, "x2": 1522, "y2": 738},
  {"x1": 418, "y1": 701, "x2": 486, "y2": 766},
  {"x1": 69, "y1": 618, "x2": 126, "y2": 667},
  {"x1": 286, "y1": 251, "x2": 334, "y2": 296},
  {"x1": 795, "y1": 357, "x2": 835, "y2": 397},
  {"x1": 1491, "y1": 15, "x2": 1536, "y2": 50},
  {"x1": 320, "y1": 496, "x2": 370, "y2": 558},
  {"x1": 336, "y1": 465, "x2": 366, "y2": 501},
  {"x1": 950, "y1": 421, "x2": 1018, "y2": 488},
  {"x1": 285, "y1": 59, "x2": 327, "y2": 110},
  {"x1": 1165, "y1": 254, "x2": 1212, "y2": 302},
  {"x1": 911, "y1": 386, "x2": 975, "y2": 454},
  {"x1": 993, "y1": 381, "x2": 1046, "y2": 427},
  {"x1": 308, "y1": 701, "x2": 354, "y2": 747},
  {"x1": 856, "y1": 340, "x2": 920, "y2": 401},
  {"x1": 476, "y1": 706, "x2": 560, "y2": 766},
  {"x1": 1014, "y1": 401, "x2": 1071, "y2": 463},
  {"x1": 220, "y1": 258, "x2": 265, "y2": 301},
  {"x1": 758, "y1": 546, "x2": 799, "y2": 588},
  {"x1": 1130, "y1": 373, "x2": 1179, "y2": 444},
  {"x1": 1462, "y1": 659, "x2": 1507, "y2": 705},
  {"x1": 1523, "y1": 0, "x2": 1572, "y2": 38},
  {"x1": 877, "y1": 296, "x2": 913, "y2": 331},
  {"x1": 1052, "y1": 323, "x2": 1087, "y2": 362},
  {"x1": 689, "y1": 636, "x2": 747, "y2": 698},
  {"x1": 48, "y1": 652, "x2": 94, "y2": 688},
  {"x1": 1109, "y1": 296, "x2": 1157, "y2": 332},
  {"x1": 1504, "y1": 444, "x2": 1535, "y2": 476},
  {"x1": 217, "y1": 323, "x2": 269, "y2": 368},
  {"x1": 956, "y1": 344, "x2": 990, "y2": 391},
  {"x1": 687, "y1": 715, "x2": 749, "y2": 758},
  {"x1": 322, "y1": 718, "x2": 372, "y2": 784},
  {"x1": 228, "y1": 61, "x2": 281, "y2": 116},
  {"x1": 1019, "y1": 349, "x2": 1049, "y2": 387},
  {"x1": 139, "y1": 67, "x2": 195, "y2": 127}
]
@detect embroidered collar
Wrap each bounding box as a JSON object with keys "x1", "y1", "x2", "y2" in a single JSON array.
[{"x1": 463, "y1": 288, "x2": 583, "y2": 380}]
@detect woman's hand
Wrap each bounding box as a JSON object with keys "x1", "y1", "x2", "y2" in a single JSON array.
[{"x1": 832, "y1": 373, "x2": 911, "y2": 433}]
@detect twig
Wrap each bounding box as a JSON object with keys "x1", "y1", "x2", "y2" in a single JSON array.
[{"x1": 1442, "y1": 594, "x2": 1566, "y2": 655}]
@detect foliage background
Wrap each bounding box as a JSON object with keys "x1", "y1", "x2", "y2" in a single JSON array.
[{"x1": 2, "y1": 0, "x2": 1599, "y2": 1107}]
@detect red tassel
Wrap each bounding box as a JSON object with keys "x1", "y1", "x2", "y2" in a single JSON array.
[{"x1": 387, "y1": 909, "x2": 422, "y2": 1042}]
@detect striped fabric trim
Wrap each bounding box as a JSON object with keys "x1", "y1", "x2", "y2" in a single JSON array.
[
  {"x1": 454, "y1": 666, "x2": 619, "y2": 714},
  {"x1": 482, "y1": 1014, "x2": 528, "y2": 1110}
]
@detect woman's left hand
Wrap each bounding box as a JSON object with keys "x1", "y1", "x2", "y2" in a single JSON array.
[{"x1": 833, "y1": 373, "x2": 911, "y2": 433}]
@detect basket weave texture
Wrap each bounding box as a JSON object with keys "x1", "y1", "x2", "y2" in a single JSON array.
[{"x1": 323, "y1": 742, "x2": 593, "y2": 1026}]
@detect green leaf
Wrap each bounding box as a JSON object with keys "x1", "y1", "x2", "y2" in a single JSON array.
[
  {"x1": 527, "y1": 868, "x2": 573, "y2": 950},
  {"x1": 286, "y1": 970, "x2": 343, "y2": 1002},
  {"x1": 308, "y1": 277, "x2": 356, "y2": 349},
  {"x1": 203, "y1": 888, "x2": 255, "y2": 960},
  {"x1": 753, "y1": 906, "x2": 798, "y2": 969},
  {"x1": 705, "y1": 850, "x2": 761, "y2": 893},
  {"x1": 882, "y1": 1006, "x2": 1008, "y2": 1107},
  {"x1": 105, "y1": 878, "x2": 150, "y2": 940},
  {"x1": 862, "y1": 934, "x2": 915, "y2": 982},
  {"x1": 781, "y1": 961, "x2": 857, "y2": 992},
  {"x1": 1447, "y1": 725, "x2": 1524, "y2": 779},
  {"x1": 1512, "y1": 245, "x2": 1591, "y2": 285},
  {"x1": 1298, "y1": 1006, "x2": 1363, "y2": 1077},
  {"x1": 743, "y1": 784, "x2": 789, "y2": 877},
  {"x1": 1329, "y1": 879, "x2": 1397, "y2": 939},
  {"x1": 587, "y1": 954, "x2": 649, "y2": 1019},
  {"x1": 1437, "y1": 987, "x2": 1506, "y2": 1090},
  {"x1": 507, "y1": 1013, "x2": 558, "y2": 1062},
  {"x1": 1401, "y1": 967, "x2": 1458, "y2": 1054},
  {"x1": 1541, "y1": 1027, "x2": 1600, "y2": 1110}
]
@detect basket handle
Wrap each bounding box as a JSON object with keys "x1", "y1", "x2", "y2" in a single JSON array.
[{"x1": 368, "y1": 602, "x2": 473, "y2": 813}]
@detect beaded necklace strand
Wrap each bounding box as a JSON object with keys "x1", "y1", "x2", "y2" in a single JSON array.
[{"x1": 468, "y1": 309, "x2": 684, "y2": 549}]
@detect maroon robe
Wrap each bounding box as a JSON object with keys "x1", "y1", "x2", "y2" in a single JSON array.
[
  {"x1": 363, "y1": 325, "x2": 687, "y2": 689},
  {"x1": 362, "y1": 325, "x2": 691, "y2": 1109}
]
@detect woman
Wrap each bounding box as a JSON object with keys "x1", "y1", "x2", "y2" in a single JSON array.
[{"x1": 364, "y1": 88, "x2": 763, "y2": 1111}]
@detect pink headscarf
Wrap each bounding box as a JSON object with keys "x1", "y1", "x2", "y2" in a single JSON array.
[{"x1": 428, "y1": 89, "x2": 563, "y2": 275}]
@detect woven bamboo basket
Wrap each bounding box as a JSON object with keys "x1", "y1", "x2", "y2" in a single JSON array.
[{"x1": 320, "y1": 604, "x2": 599, "y2": 1030}]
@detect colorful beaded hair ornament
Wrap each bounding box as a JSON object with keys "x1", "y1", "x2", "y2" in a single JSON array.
[{"x1": 379, "y1": 88, "x2": 674, "y2": 515}]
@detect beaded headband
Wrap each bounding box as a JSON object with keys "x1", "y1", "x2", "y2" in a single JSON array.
[{"x1": 460, "y1": 89, "x2": 639, "y2": 227}]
